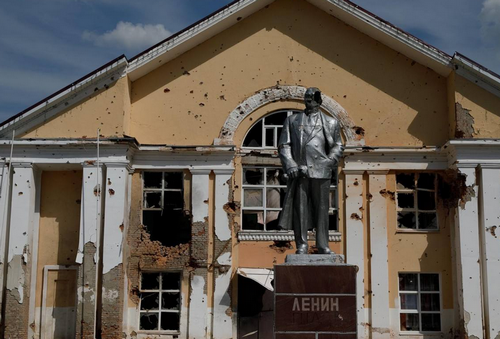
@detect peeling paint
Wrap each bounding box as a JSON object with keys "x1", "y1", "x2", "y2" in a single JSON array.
[{"x1": 6, "y1": 255, "x2": 26, "y2": 304}]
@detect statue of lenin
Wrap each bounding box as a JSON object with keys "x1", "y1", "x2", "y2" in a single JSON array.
[{"x1": 278, "y1": 87, "x2": 344, "y2": 254}]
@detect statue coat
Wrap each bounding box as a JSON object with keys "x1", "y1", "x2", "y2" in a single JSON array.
[{"x1": 277, "y1": 111, "x2": 344, "y2": 230}]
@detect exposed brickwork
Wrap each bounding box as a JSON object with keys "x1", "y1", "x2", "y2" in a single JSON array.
[
  {"x1": 76, "y1": 242, "x2": 97, "y2": 339},
  {"x1": 101, "y1": 264, "x2": 124, "y2": 339},
  {"x1": 127, "y1": 173, "x2": 194, "y2": 310},
  {"x1": 3, "y1": 254, "x2": 31, "y2": 339},
  {"x1": 191, "y1": 221, "x2": 208, "y2": 264}
]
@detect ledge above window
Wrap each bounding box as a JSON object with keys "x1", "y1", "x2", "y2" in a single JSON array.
[{"x1": 238, "y1": 231, "x2": 341, "y2": 242}]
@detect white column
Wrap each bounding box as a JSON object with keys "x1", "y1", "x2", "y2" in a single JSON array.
[
  {"x1": 454, "y1": 166, "x2": 484, "y2": 338},
  {"x1": 479, "y1": 166, "x2": 500, "y2": 338},
  {"x1": 77, "y1": 163, "x2": 103, "y2": 264},
  {"x1": 4, "y1": 163, "x2": 36, "y2": 337},
  {"x1": 214, "y1": 170, "x2": 233, "y2": 243},
  {"x1": 191, "y1": 169, "x2": 210, "y2": 224},
  {"x1": 212, "y1": 169, "x2": 233, "y2": 339},
  {"x1": 344, "y1": 170, "x2": 366, "y2": 339},
  {"x1": 368, "y1": 171, "x2": 390, "y2": 338},
  {"x1": 0, "y1": 162, "x2": 10, "y2": 324},
  {"x1": 102, "y1": 163, "x2": 129, "y2": 274},
  {"x1": 76, "y1": 162, "x2": 103, "y2": 337},
  {"x1": 189, "y1": 169, "x2": 210, "y2": 339}
]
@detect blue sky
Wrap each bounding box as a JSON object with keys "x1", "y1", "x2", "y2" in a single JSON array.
[{"x1": 1, "y1": 0, "x2": 499, "y2": 123}]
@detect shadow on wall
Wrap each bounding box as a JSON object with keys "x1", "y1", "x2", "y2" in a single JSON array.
[
  {"x1": 238, "y1": 275, "x2": 274, "y2": 339},
  {"x1": 131, "y1": 0, "x2": 448, "y2": 146}
]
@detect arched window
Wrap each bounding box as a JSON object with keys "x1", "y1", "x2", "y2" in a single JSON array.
[{"x1": 240, "y1": 109, "x2": 339, "y2": 233}]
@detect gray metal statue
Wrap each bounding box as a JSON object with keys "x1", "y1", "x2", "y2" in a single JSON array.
[{"x1": 278, "y1": 87, "x2": 344, "y2": 254}]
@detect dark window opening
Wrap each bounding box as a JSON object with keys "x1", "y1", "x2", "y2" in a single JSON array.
[
  {"x1": 396, "y1": 173, "x2": 437, "y2": 230},
  {"x1": 142, "y1": 172, "x2": 191, "y2": 247},
  {"x1": 140, "y1": 272, "x2": 181, "y2": 332},
  {"x1": 238, "y1": 275, "x2": 274, "y2": 339}
]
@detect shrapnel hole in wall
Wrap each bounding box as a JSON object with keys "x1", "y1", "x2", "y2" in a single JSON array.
[{"x1": 142, "y1": 172, "x2": 191, "y2": 247}]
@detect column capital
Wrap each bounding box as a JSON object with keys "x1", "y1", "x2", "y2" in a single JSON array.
[
  {"x1": 367, "y1": 170, "x2": 390, "y2": 175},
  {"x1": 479, "y1": 163, "x2": 500, "y2": 169},
  {"x1": 81, "y1": 160, "x2": 104, "y2": 168},
  {"x1": 342, "y1": 169, "x2": 365, "y2": 175},
  {"x1": 11, "y1": 162, "x2": 33, "y2": 169},
  {"x1": 190, "y1": 168, "x2": 212, "y2": 175},
  {"x1": 105, "y1": 162, "x2": 133, "y2": 173},
  {"x1": 212, "y1": 168, "x2": 234, "y2": 175}
]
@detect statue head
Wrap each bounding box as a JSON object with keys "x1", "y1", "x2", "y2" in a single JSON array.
[{"x1": 304, "y1": 87, "x2": 322, "y2": 112}]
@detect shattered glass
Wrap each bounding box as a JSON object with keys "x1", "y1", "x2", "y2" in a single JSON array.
[
  {"x1": 418, "y1": 213, "x2": 437, "y2": 230},
  {"x1": 161, "y1": 312, "x2": 180, "y2": 331},
  {"x1": 141, "y1": 273, "x2": 160, "y2": 290},
  {"x1": 397, "y1": 193, "x2": 414, "y2": 209},
  {"x1": 144, "y1": 172, "x2": 162, "y2": 188},
  {"x1": 140, "y1": 313, "x2": 159, "y2": 330},
  {"x1": 397, "y1": 212, "x2": 416, "y2": 229},
  {"x1": 418, "y1": 173, "x2": 435, "y2": 190},
  {"x1": 418, "y1": 191, "x2": 436, "y2": 210},
  {"x1": 396, "y1": 173, "x2": 415, "y2": 190}
]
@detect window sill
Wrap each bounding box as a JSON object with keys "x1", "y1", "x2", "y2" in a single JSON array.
[
  {"x1": 136, "y1": 330, "x2": 180, "y2": 336},
  {"x1": 399, "y1": 331, "x2": 443, "y2": 336},
  {"x1": 396, "y1": 229, "x2": 440, "y2": 234},
  {"x1": 237, "y1": 231, "x2": 341, "y2": 242}
]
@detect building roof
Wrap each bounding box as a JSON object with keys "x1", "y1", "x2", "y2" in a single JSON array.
[{"x1": 1, "y1": 0, "x2": 500, "y2": 137}]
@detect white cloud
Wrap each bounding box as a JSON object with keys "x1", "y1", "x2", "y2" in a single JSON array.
[
  {"x1": 82, "y1": 21, "x2": 171, "y2": 51},
  {"x1": 480, "y1": 0, "x2": 500, "y2": 44}
]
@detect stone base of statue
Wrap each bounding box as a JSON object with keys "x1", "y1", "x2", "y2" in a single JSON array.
[{"x1": 274, "y1": 254, "x2": 357, "y2": 339}]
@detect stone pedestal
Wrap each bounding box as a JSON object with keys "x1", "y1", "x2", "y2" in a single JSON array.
[{"x1": 274, "y1": 255, "x2": 357, "y2": 339}]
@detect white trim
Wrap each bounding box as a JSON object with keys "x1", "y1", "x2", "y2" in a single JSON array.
[
  {"x1": 344, "y1": 146, "x2": 448, "y2": 171},
  {"x1": 237, "y1": 230, "x2": 341, "y2": 241},
  {"x1": 28, "y1": 168, "x2": 42, "y2": 338}
]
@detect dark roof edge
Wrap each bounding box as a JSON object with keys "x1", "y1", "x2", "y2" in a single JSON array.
[
  {"x1": 340, "y1": 0, "x2": 451, "y2": 60},
  {"x1": 454, "y1": 52, "x2": 500, "y2": 80}
]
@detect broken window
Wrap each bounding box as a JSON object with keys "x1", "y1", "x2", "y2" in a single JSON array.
[
  {"x1": 241, "y1": 166, "x2": 339, "y2": 231},
  {"x1": 242, "y1": 110, "x2": 292, "y2": 149},
  {"x1": 399, "y1": 273, "x2": 441, "y2": 332},
  {"x1": 142, "y1": 172, "x2": 190, "y2": 246},
  {"x1": 396, "y1": 173, "x2": 437, "y2": 230},
  {"x1": 139, "y1": 272, "x2": 182, "y2": 332}
]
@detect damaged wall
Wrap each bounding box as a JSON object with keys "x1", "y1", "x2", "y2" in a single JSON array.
[
  {"x1": 21, "y1": 76, "x2": 131, "y2": 139},
  {"x1": 452, "y1": 74, "x2": 500, "y2": 139},
  {"x1": 386, "y1": 173, "x2": 454, "y2": 332},
  {"x1": 34, "y1": 171, "x2": 82, "y2": 337},
  {"x1": 130, "y1": 0, "x2": 449, "y2": 147}
]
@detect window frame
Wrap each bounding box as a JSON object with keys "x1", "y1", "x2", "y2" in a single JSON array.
[
  {"x1": 142, "y1": 171, "x2": 184, "y2": 212},
  {"x1": 395, "y1": 172, "x2": 439, "y2": 232},
  {"x1": 138, "y1": 271, "x2": 183, "y2": 334},
  {"x1": 398, "y1": 272, "x2": 442, "y2": 334},
  {"x1": 242, "y1": 109, "x2": 295, "y2": 149}
]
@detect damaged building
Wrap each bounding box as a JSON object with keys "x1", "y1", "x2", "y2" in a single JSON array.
[{"x1": 0, "y1": 0, "x2": 499, "y2": 338}]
